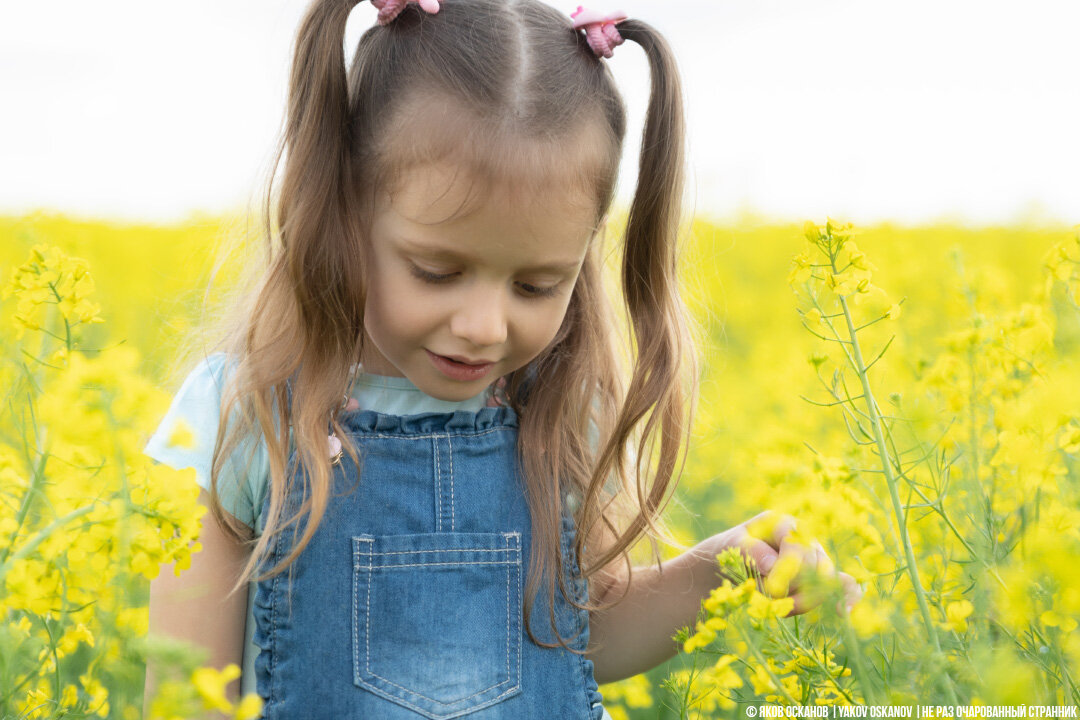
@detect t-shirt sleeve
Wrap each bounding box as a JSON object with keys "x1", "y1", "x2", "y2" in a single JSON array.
[{"x1": 143, "y1": 353, "x2": 270, "y2": 532}]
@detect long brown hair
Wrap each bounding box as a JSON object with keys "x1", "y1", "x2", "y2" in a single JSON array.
[{"x1": 198, "y1": 0, "x2": 698, "y2": 653}]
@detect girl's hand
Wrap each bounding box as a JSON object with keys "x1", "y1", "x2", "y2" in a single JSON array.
[{"x1": 719, "y1": 510, "x2": 863, "y2": 617}]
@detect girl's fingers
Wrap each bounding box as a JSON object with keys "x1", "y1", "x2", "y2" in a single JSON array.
[
  {"x1": 810, "y1": 540, "x2": 835, "y2": 576},
  {"x1": 783, "y1": 572, "x2": 860, "y2": 617},
  {"x1": 730, "y1": 529, "x2": 778, "y2": 585},
  {"x1": 763, "y1": 535, "x2": 805, "y2": 598},
  {"x1": 785, "y1": 540, "x2": 835, "y2": 592},
  {"x1": 729, "y1": 514, "x2": 864, "y2": 616},
  {"x1": 834, "y1": 571, "x2": 864, "y2": 614},
  {"x1": 783, "y1": 591, "x2": 813, "y2": 617},
  {"x1": 743, "y1": 510, "x2": 798, "y2": 550}
]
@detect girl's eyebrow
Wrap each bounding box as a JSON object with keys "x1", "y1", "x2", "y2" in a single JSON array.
[{"x1": 397, "y1": 238, "x2": 583, "y2": 274}]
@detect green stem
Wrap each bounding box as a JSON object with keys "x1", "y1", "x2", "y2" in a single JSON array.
[
  {"x1": 734, "y1": 621, "x2": 801, "y2": 705},
  {"x1": 837, "y1": 292, "x2": 959, "y2": 704},
  {"x1": 0, "y1": 450, "x2": 48, "y2": 565},
  {"x1": 773, "y1": 615, "x2": 861, "y2": 704},
  {"x1": 0, "y1": 504, "x2": 98, "y2": 585},
  {"x1": 882, "y1": 429, "x2": 1008, "y2": 591},
  {"x1": 839, "y1": 610, "x2": 884, "y2": 704}
]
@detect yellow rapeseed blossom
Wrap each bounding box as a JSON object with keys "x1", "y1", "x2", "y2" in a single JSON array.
[
  {"x1": 1058, "y1": 424, "x2": 1080, "y2": 454},
  {"x1": 945, "y1": 600, "x2": 974, "y2": 633},
  {"x1": 192, "y1": 663, "x2": 243, "y2": 713},
  {"x1": 167, "y1": 417, "x2": 197, "y2": 449},
  {"x1": 1040, "y1": 608, "x2": 1078, "y2": 633},
  {"x1": 233, "y1": 693, "x2": 266, "y2": 720},
  {"x1": 2, "y1": 243, "x2": 104, "y2": 340},
  {"x1": 0, "y1": 241, "x2": 225, "y2": 720}
]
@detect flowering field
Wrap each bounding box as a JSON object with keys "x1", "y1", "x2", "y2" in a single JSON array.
[{"x1": 0, "y1": 212, "x2": 1077, "y2": 719}]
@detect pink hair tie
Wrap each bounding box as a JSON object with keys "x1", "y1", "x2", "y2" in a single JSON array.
[
  {"x1": 571, "y1": 5, "x2": 628, "y2": 59},
  {"x1": 371, "y1": 0, "x2": 440, "y2": 26}
]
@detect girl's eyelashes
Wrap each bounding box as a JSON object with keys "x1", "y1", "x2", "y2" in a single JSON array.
[
  {"x1": 407, "y1": 263, "x2": 561, "y2": 299},
  {"x1": 518, "y1": 282, "x2": 560, "y2": 299},
  {"x1": 408, "y1": 264, "x2": 456, "y2": 284}
]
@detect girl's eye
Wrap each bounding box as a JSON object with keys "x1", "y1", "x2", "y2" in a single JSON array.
[
  {"x1": 517, "y1": 282, "x2": 561, "y2": 299},
  {"x1": 409, "y1": 264, "x2": 456, "y2": 283},
  {"x1": 409, "y1": 263, "x2": 560, "y2": 299}
]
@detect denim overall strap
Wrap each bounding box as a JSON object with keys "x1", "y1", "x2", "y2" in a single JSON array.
[{"x1": 252, "y1": 407, "x2": 606, "y2": 719}]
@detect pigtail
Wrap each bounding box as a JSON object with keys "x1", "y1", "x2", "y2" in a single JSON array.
[
  {"x1": 278, "y1": 0, "x2": 366, "y2": 338},
  {"x1": 575, "y1": 20, "x2": 698, "y2": 596},
  {"x1": 217, "y1": 0, "x2": 370, "y2": 597}
]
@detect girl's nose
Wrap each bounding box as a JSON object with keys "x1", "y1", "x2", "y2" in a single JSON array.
[{"x1": 449, "y1": 286, "x2": 508, "y2": 348}]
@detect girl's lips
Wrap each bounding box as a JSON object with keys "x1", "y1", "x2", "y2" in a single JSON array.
[{"x1": 426, "y1": 350, "x2": 495, "y2": 381}]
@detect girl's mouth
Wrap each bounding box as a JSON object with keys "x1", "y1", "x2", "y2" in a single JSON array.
[{"x1": 426, "y1": 350, "x2": 495, "y2": 381}]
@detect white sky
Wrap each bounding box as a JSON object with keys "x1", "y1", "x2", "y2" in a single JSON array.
[{"x1": 2, "y1": 0, "x2": 1078, "y2": 226}]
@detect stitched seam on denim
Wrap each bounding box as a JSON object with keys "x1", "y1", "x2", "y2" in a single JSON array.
[
  {"x1": 448, "y1": 434, "x2": 455, "y2": 531},
  {"x1": 352, "y1": 538, "x2": 359, "y2": 686},
  {"x1": 366, "y1": 560, "x2": 517, "y2": 568},
  {"x1": 357, "y1": 538, "x2": 374, "y2": 678},
  {"x1": 268, "y1": 529, "x2": 283, "y2": 712},
  {"x1": 504, "y1": 534, "x2": 511, "y2": 686},
  {"x1": 351, "y1": 427, "x2": 510, "y2": 440},
  {"x1": 368, "y1": 671, "x2": 513, "y2": 704},
  {"x1": 370, "y1": 547, "x2": 517, "y2": 556},
  {"x1": 516, "y1": 535, "x2": 520, "y2": 686},
  {"x1": 353, "y1": 537, "x2": 374, "y2": 687},
  {"x1": 500, "y1": 533, "x2": 522, "y2": 688},
  {"x1": 361, "y1": 677, "x2": 519, "y2": 710},
  {"x1": 268, "y1": 564, "x2": 277, "y2": 710},
  {"x1": 433, "y1": 436, "x2": 441, "y2": 533}
]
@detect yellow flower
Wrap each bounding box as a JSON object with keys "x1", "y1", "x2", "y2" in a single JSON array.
[
  {"x1": 683, "y1": 626, "x2": 715, "y2": 653},
  {"x1": 749, "y1": 662, "x2": 777, "y2": 695},
  {"x1": 813, "y1": 455, "x2": 854, "y2": 485},
  {"x1": 602, "y1": 673, "x2": 654, "y2": 709},
  {"x1": 803, "y1": 308, "x2": 829, "y2": 335},
  {"x1": 826, "y1": 270, "x2": 861, "y2": 297},
  {"x1": 945, "y1": 600, "x2": 974, "y2": 632},
  {"x1": 748, "y1": 588, "x2": 795, "y2": 622},
  {"x1": 762, "y1": 551, "x2": 802, "y2": 599},
  {"x1": 849, "y1": 599, "x2": 890, "y2": 638},
  {"x1": 1058, "y1": 425, "x2": 1080, "y2": 454},
  {"x1": 79, "y1": 673, "x2": 110, "y2": 718},
  {"x1": 789, "y1": 250, "x2": 814, "y2": 285},
  {"x1": 233, "y1": 694, "x2": 265, "y2": 720},
  {"x1": 192, "y1": 663, "x2": 242, "y2": 713},
  {"x1": 704, "y1": 580, "x2": 741, "y2": 612},
  {"x1": 56, "y1": 623, "x2": 95, "y2": 656},
  {"x1": 1041, "y1": 609, "x2": 1079, "y2": 633},
  {"x1": 167, "y1": 418, "x2": 197, "y2": 449}
]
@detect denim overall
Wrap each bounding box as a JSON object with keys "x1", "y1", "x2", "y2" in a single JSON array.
[{"x1": 251, "y1": 406, "x2": 607, "y2": 719}]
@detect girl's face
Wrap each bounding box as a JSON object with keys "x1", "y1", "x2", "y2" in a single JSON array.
[{"x1": 359, "y1": 162, "x2": 599, "y2": 402}]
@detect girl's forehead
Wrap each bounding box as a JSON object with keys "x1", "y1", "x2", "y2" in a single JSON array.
[
  {"x1": 381, "y1": 161, "x2": 597, "y2": 229},
  {"x1": 372, "y1": 161, "x2": 601, "y2": 266}
]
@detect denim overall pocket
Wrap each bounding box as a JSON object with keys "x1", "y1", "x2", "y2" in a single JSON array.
[{"x1": 352, "y1": 532, "x2": 523, "y2": 719}]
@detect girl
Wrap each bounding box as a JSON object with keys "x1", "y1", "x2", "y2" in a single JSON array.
[{"x1": 144, "y1": 0, "x2": 861, "y2": 718}]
